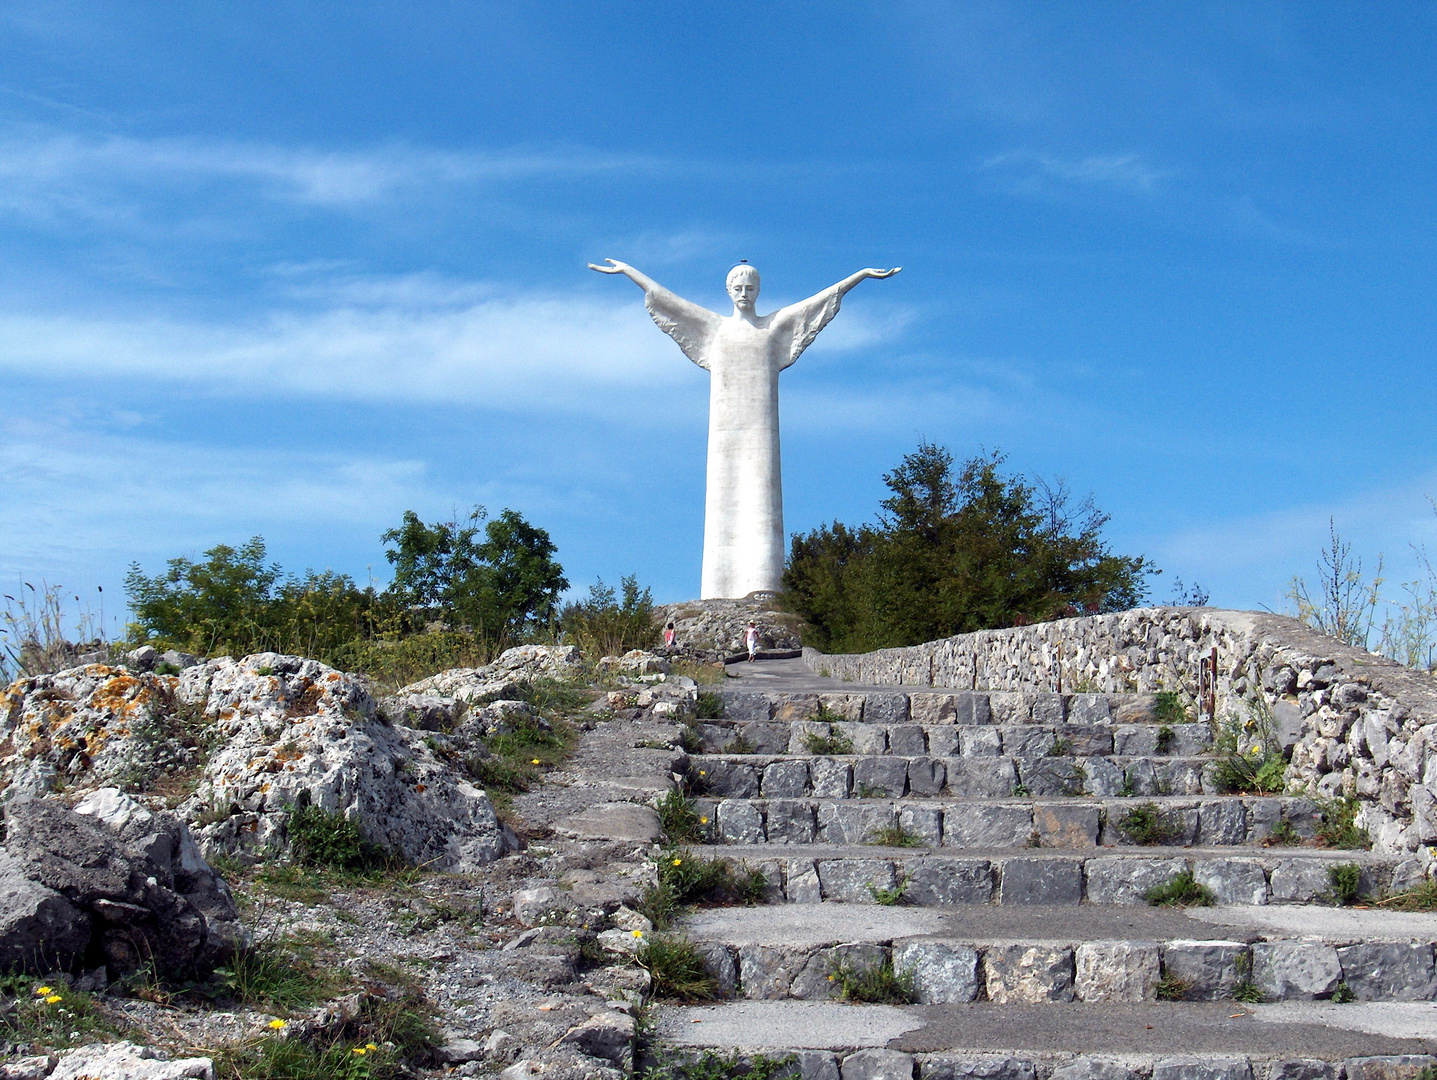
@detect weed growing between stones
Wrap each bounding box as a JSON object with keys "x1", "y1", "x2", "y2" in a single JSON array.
[
  {"x1": 210, "y1": 932, "x2": 344, "y2": 1013},
  {"x1": 212, "y1": 1036, "x2": 396, "y2": 1080},
  {"x1": 721, "y1": 733, "x2": 758, "y2": 754},
  {"x1": 1155, "y1": 725, "x2": 1176, "y2": 754},
  {"x1": 1117, "y1": 802, "x2": 1180, "y2": 846},
  {"x1": 677, "y1": 722, "x2": 704, "y2": 754},
  {"x1": 1229, "y1": 954, "x2": 1264, "y2": 1003},
  {"x1": 854, "y1": 781, "x2": 887, "y2": 799},
  {"x1": 1211, "y1": 701, "x2": 1286, "y2": 795},
  {"x1": 638, "y1": 1049, "x2": 796, "y2": 1080},
  {"x1": 639, "y1": 851, "x2": 764, "y2": 928},
  {"x1": 1049, "y1": 736, "x2": 1072, "y2": 756},
  {"x1": 827, "y1": 956, "x2": 916, "y2": 1004},
  {"x1": 866, "y1": 822, "x2": 926, "y2": 848},
  {"x1": 657, "y1": 789, "x2": 711, "y2": 845},
  {"x1": 669, "y1": 661, "x2": 727, "y2": 686},
  {"x1": 465, "y1": 707, "x2": 579, "y2": 811},
  {"x1": 1332, "y1": 981, "x2": 1356, "y2": 1003},
  {"x1": 1154, "y1": 691, "x2": 1191, "y2": 724},
  {"x1": 1144, "y1": 871, "x2": 1215, "y2": 908},
  {"x1": 1315, "y1": 796, "x2": 1372, "y2": 849},
  {"x1": 867, "y1": 875, "x2": 912, "y2": 906},
  {"x1": 1327, "y1": 862, "x2": 1365, "y2": 905},
  {"x1": 1262, "y1": 818, "x2": 1302, "y2": 846},
  {"x1": 1154, "y1": 974, "x2": 1194, "y2": 1001},
  {"x1": 0, "y1": 978, "x2": 116, "y2": 1051},
  {"x1": 637, "y1": 936, "x2": 718, "y2": 1001},
  {"x1": 288, "y1": 804, "x2": 386, "y2": 872},
  {"x1": 696, "y1": 692, "x2": 724, "y2": 719},
  {"x1": 801, "y1": 730, "x2": 855, "y2": 755},
  {"x1": 1376, "y1": 879, "x2": 1437, "y2": 910}
]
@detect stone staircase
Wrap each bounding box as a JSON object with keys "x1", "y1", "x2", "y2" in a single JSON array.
[{"x1": 650, "y1": 684, "x2": 1437, "y2": 1078}]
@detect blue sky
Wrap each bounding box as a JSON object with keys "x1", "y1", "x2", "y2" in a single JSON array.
[{"x1": 3, "y1": 2, "x2": 1436, "y2": 635}]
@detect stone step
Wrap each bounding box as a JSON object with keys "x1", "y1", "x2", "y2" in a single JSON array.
[
  {"x1": 693, "y1": 720, "x2": 1213, "y2": 757},
  {"x1": 679, "y1": 903, "x2": 1437, "y2": 1005},
  {"x1": 719, "y1": 687, "x2": 1200, "y2": 727},
  {"x1": 692, "y1": 753, "x2": 1222, "y2": 800},
  {"x1": 695, "y1": 844, "x2": 1418, "y2": 906},
  {"x1": 650, "y1": 999, "x2": 1437, "y2": 1076},
  {"x1": 693, "y1": 794, "x2": 1311, "y2": 849}
]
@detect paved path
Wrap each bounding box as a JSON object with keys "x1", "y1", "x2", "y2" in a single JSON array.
[{"x1": 723, "y1": 655, "x2": 933, "y2": 694}]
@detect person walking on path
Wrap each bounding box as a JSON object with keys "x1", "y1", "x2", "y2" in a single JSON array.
[
  {"x1": 745, "y1": 621, "x2": 760, "y2": 663},
  {"x1": 663, "y1": 621, "x2": 677, "y2": 651}
]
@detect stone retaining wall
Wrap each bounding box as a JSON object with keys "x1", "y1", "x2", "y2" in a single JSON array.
[{"x1": 803, "y1": 608, "x2": 1437, "y2": 862}]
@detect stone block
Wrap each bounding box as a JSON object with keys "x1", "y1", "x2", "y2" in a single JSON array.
[
  {"x1": 959, "y1": 728, "x2": 1003, "y2": 757},
  {"x1": 920, "y1": 1058, "x2": 1036, "y2": 1080},
  {"x1": 1269, "y1": 859, "x2": 1332, "y2": 902},
  {"x1": 816, "y1": 859, "x2": 897, "y2": 903},
  {"x1": 739, "y1": 722, "x2": 792, "y2": 754},
  {"x1": 1246, "y1": 798, "x2": 1283, "y2": 843},
  {"x1": 988, "y1": 692, "x2": 1033, "y2": 724},
  {"x1": 1120, "y1": 758, "x2": 1158, "y2": 796},
  {"x1": 897, "y1": 805, "x2": 943, "y2": 845},
  {"x1": 842, "y1": 1049, "x2": 915, "y2": 1080},
  {"x1": 998, "y1": 858, "x2": 1084, "y2": 904},
  {"x1": 818, "y1": 803, "x2": 895, "y2": 844},
  {"x1": 808, "y1": 757, "x2": 852, "y2": 798},
  {"x1": 1173, "y1": 724, "x2": 1213, "y2": 755},
  {"x1": 853, "y1": 756, "x2": 908, "y2": 798},
  {"x1": 925, "y1": 726, "x2": 961, "y2": 756},
  {"x1": 889, "y1": 724, "x2": 927, "y2": 755},
  {"x1": 893, "y1": 938, "x2": 980, "y2": 1003},
  {"x1": 789, "y1": 721, "x2": 829, "y2": 755},
  {"x1": 818, "y1": 694, "x2": 865, "y2": 721},
  {"x1": 945, "y1": 804, "x2": 1032, "y2": 849},
  {"x1": 786, "y1": 860, "x2": 822, "y2": 903},
  {"x1": 699, "y1": 723, "x2": 733, "y2": 752},
  {"x1": 1074, "y1": 940, "x2": 1160, "y2": 1002},
  {"x1": 1003, "y1": 728, "x2": 1054, "y2": 766},
  {"x1": 1344, "y1": 1058, "x2": 1437, "y2": 1080},
  {"x1": 792, "y1": 943, "x2": 886, "y2": 1000},
  {"x1": 774, "y1": 696, "x2": 820, "y2": 722},
  {"x1": 983, "y1": 943, "x2": 1075, "y2": 1003},
  {"x1": 722, "y1": 691, "x2": 772, "y2": 723},
  {"x1": 1156, "y1": 761, "x2": 1204, "y2": 796},
  {"x1": 786, "y1": 1051, "x2": 841, "y2": 1080},
  {"x1": 512, "y1": 886, "x2": 568, "y2": 927},
  {"x1": 1080, "y1": 757, "x2": 1125, "y2": 798},
  {"x1": 836, "y1": 722, "x2": 889, "y2": 755},
  {"x1": 765, "y1": 800, "x2": 817, "y2": 844},
  {"x1": 1193, "y1": 859, "x2": 1268, "y2": 905},
  {"x1": 716, "y1": 799, "x2": 764, "y2": 844},
  {"x1": 1336, "y1": 942, "x2": 1437, "y2": 1001},
  {"x1": 761, "y1": 760, "x2": 810, "y2": 798},
  {"x1": 1084, "y1": 857, "x2": 1187, "y2": 905},
  {"x1": 1033, "y1": 804, "x2": 1100, "y2": 848},
  {"x1": 1113, "y1": 726, "x2": 1158, "y2": 756},
  {"x1": 1198, "y1": 799, "x2": 1249, "y2": 846},
  {"x1": 943, "y1": 758, "x2": 1017, "y2": 797},
  {"x1": 910, "y1": 693, "x2": 960, "y2": 725},
  {"x1": 1251, "y1": 941, "x2": 1342, "y2": 1000},
  {"x1": 1114, "y1": 696, "x2": 1159, "y2": 724},
  {"x1": 1032, "y1": 693, "x2": 1067, "y2": 724},
  {"x1": 1151, "y1": 1059, "x2": 1252, "y2": 1080},
  {"x1": 953, "y1": 693, "x2": 993, "y2": 726},
  {"x1": 907, "y1": 758, "x2": 946, "y2": 797},
  {"x1": 1021, "y1": 758, "x2": 1090, "y2": 798},
  {"x1": 1267, "y1": 1061, "x2": 1338, "y2": 1080},
  {"x1": 1062, "y1": 725, "x2": 1115, "y2": 756},
  {"x1": 1050, "y1": 1059, "x2": 1140, "y2": 1080},
  {"x1": 865, "y1": 694, "x2": 911, "y2": 725},
  {"x1": 693, "y1": 941, "x2": 737, "y2": 996},
  {"x1": 905, "y1": 859, "x2": 993, "y2": 905},
  {"x1": 1161, "y1": 940, "x2": 1247, "y2": 1000},
  {"x1": 737, "y1": 943, "x2": 806, "y2": 999},
  {"x1": 1066, "y1": 694, "x2": 1112, "y2": 725},
  {"x1": 702, "y1": 760, "x2": 759, "y2": 798}
]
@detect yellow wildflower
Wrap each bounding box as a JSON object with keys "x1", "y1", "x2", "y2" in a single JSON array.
[
  {"x1": 352, "y1": 1046, "x2": 367, "y2": 1055},
  {"x1": 268, "y1": 1018, "x2": 288, "y2": 1030},
  {"x1": 698, "y1": 770, "x2": 706, "y2": 776},
  {"x1": 34, "y1": 986, "x2": 52, "y2": 996},
  {"x1": 531, "y1": 759, "x2": 541, "y2": 765},
  {"x1": 366, "y1": 1043, "x2": 378, "y2": 1051},
  {"x1": 45, "y1": 995, "x2": 61, "y2": 1004},
  {"x1": 672, "y1": 857, "x2": 682, "y2": 866},
  {"x1": 631, "y1": 929, "x2": 644, "y2": 938},
  {"x1": 699, "y1": 816, "x2": 709, "y2": 824}
]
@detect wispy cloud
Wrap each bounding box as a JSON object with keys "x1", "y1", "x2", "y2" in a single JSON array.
[{"x1": 982, "y1": 149, "x2": 1168, "y2": 194}]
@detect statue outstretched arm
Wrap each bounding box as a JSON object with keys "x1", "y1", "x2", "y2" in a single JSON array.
[
  {"x1": 773, "y1": 266, "x2": 902, "y2": 370},
  {"x1": 589, "y1": 258, "x2": 721, "y2": 370}
]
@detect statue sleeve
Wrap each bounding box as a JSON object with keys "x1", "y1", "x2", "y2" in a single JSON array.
[
  {"x1": 643, "y1": 285, "x2": 722, "y2": 370},
  {"x1": 775, "y1": 286, "x2": 843, "y2": 369}
]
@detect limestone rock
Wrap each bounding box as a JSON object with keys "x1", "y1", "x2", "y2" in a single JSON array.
[
  {"x1": 559, "y1": 1009, "x2": 634, "y2": 1066},
  {"x1": 840, "y1": 1049, "x2": 915, "y2": 1080},
  {"x1": 1074, "y1": 940, "x2": 1160, "y2": 1002},
  {"x1": 1251, "y1": 941, "x2": 1342, "y2": 1001},
  {"x1": 983, "y1": 944, "x2": 1075, "y2": 1003},
  {"x1": 892, "y1": 938, "x2": 979, "y2": 1003},
  {"x1": 1151, "y1": 1059, "x2": 1252, "y2": 1080},
  {"x1": 49, "y1": 1041, "x2": 214, "y2": 1080},
  {"x1": 1050, "y1": 1061, "x2": 1139, "y2": 1080},
  {"x1": 553, "y1": 802, "x2": 661, "y2": 843},
  {"x1": 0, "y1": 849, "x2": 90, "y2": 973}
]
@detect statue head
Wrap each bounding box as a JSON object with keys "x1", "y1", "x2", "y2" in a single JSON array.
[{"x1": 726, "y1": 263, "x2": 760, "y2": 311}]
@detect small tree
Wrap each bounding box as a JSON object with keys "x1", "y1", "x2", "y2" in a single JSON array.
[{"x1": 561, "y1": 576, "x2": 657, "y2": 658}]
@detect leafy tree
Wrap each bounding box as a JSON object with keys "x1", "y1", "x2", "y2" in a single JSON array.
[
  {"x1": 783, "y1": 443, "x2": 1154, "y2": 652},
  {"x1": 382, "y1": 507, "x2": 567, "y2": 644},
  {"x1": 561, "y1": 575, "x2": 657, "y2": 658}
]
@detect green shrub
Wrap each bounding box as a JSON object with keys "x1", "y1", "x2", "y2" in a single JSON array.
[
  {"x1": 1211, "y1": 705, "x2": 1287, "y2": 795},
  {"x1": 1155, "y1": 974, "x2": 1194, "y2": 1001},
  {"x1": 287, "y1": 804, "x2": 381, "y2": 871},
  {"x1": 1332, "y1": 981, "x2": 1356, "y2": 1003},
  {"x1": 657, "y1": 789, "x2": 709, "y2": 845},
  {"x1": 1117, "y1": 802, "x2": 1179, "y2": 846},
  {"x1": 696, "y1": 692, "x2": 724, "y2": 720},
  {"x1": 1262, "y1": 818, "x2": 1302, "y2": 847},
  {"x1": 801, "y1": 730, "x2": 855, "y2": 755},
  {"x1": 867, "y1": 875, "x2": 911, "y2": 906},
  {"x1": 1154, "y1": 691, "x2": 1191, "y2": 724},
  {"x1": 1376, "y1": 879, "x2": 1437, "y2": 911},
  {"x1": 1144, "y1": 870, "x2": 1215, "y2": 908},
  {"x1": 866, "y1": 823, "x2": 926, "y2": 848},
  {"x1": 639, "y1": 850, "x2": 743, "y2": 927},
  {"x1": 1328, "y1": 863, "x2": 1364, "y2": 906},
  {"x1": 561, "y1": 575, "x2": 657, "y2": 658},
  {"x1": 1155, "y1": 725, "x2": 1176, "y2": 754},
  {"x1": 639, "y1": 1050, "x2": 796, "y2": 1080},
  {"x1": 637, "y1": 935, "x2": 718, "y2": 1001},
  {"x1": 828, "y1": 956, "x2": 916, "y2": 1004},
  {"x1": 1316, "y1": 796, "x2": 1371, "y2": 849}
]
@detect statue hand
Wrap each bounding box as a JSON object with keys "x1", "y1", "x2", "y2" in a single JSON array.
[
  {"x1": 588, "y1": 258, "x2": 631, "y2": 274},
  {"x1": 865, "y1": 267, "x2": 902, "y2": 279}
]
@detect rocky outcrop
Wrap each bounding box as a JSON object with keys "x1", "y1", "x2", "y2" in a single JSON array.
[
  {"x1": 0, "y1": 790, "x2": 237, "y2": 980},
  {"x1": 657, "y1": 597, "x2": 803, "y2": 656}
]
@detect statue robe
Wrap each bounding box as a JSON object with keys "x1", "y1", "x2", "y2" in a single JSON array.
[{"x1": 642, "y1": 283, "x2": 846, "y2": 599}]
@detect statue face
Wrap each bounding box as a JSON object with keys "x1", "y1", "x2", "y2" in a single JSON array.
[{"x1": 727, "y1": 274, "x2": 759, "y2": 310}]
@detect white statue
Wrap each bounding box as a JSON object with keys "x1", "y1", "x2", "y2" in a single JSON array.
[{"x1": 589, "y1": 258, "x2": 901, "y2": 599}]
